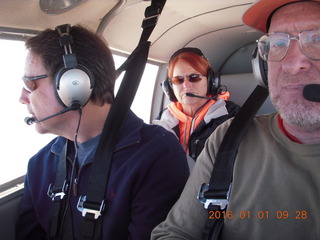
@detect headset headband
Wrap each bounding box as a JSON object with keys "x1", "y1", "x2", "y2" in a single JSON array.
[
  {"x1": 169, "y1": 47, "x2": 206, "y2": 63},
  {"x1": 55, "y1": 24, "x2": 78, "y2": 69}
]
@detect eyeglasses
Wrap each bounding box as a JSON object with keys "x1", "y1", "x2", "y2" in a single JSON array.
[
  {"x1": 170, "y1": 73, "x2": 204, "y2": 85},
  {"x1": 22, "y1": 74, "x2": 49, "y2": 92},
  {"x1": 257, "y1": 29, "x2": 320, "y2": 62}
]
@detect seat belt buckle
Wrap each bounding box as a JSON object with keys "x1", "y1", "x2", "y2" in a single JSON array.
[
  {"x1": 197, "y1": 183, "x2": 231, "y2": 210},
  {"x1": 47, "y1": 180, "x2": 68, "y2": 201},
  {"x1": 77, "y1": 196, "x2": 105, "y2": 220},
  {"x1": 142, "y1": 14, "x2": 160, "y2": 28}
]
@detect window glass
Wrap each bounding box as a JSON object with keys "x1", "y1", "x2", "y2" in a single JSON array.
[
  {"x1": 0, "y1": 39, "x2": 55, "y2": 185},
  {"x1": 0, "y1": 40, "x2": 158, "y2": 185},
  {"x1": 113, "y1": 55, "x2": 159, "y2": 123}
]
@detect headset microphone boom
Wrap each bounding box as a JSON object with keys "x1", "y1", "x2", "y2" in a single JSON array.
[
  {"x1": 24, "y1": 104, "x2": 80, "y2": 125},
  {"x1": 186, "y1": 93, "x2": 217, "y2": 100}
]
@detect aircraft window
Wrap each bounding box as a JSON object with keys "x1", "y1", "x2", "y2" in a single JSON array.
[
  {"x1": 0, "y1": 40, "x2": 158, "y2": 187},
  {"x1": 0, "y1": 39, "x2": 55, "y2": 185},
  {"x1": 113, "y1": 55, "x2": 159, "y2": 123}
]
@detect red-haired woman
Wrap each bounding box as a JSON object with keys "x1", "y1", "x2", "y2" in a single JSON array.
[{"x1": 154, "y1": 48, "x2": 240, "y2": 165}]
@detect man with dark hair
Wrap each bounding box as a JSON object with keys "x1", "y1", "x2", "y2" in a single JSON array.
[
  {"x1": 152, "y1": 1, "x2": 320, "y2": 239},
  {"x1": 16, "y1": 24, "x2": 189, "y2": 239}
]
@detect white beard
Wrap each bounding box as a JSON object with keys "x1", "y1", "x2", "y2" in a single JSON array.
[{"x1": 271, "y1": 94, "x2": 320, "y2": 127}]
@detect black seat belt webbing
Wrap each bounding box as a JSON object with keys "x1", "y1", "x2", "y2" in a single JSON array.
[
  {"x1": 48, "y1": 141, "x2": 73, "y2": 240},
  {"x1": 116, "y1": 0, "x2": 166, "y2": 76},
  {"x1": 201, "y1": 85, "x2": 269, "y2": 240},
  {"x1": 78, "y1": 42, "x2": 150, "y2": 240},
  {"x1": 77, "y1": 0, "x2": 167, "y2": 239}
]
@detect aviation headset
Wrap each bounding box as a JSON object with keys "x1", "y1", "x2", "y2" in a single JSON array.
[
  {"x1": 54, "y1": 24, "x2": 94, "y2": 109},
  {"x1": 161, "y1": 47, "x2": 221, "y2": 102},
  {"x1": 251, "y1": 46, "x2": 268, "y2": 88}
]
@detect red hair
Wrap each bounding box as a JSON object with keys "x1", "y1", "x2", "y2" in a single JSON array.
[{"x1": 168, "y1": 52, "x2": 210, "y2": 78}]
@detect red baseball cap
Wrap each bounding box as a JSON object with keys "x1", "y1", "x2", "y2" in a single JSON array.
[{"x1": 242, "y1": 0, "x2": 320, "y2": 33}]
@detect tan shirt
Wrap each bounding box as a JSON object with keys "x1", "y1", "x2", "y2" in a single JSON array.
[{"x1": 152, "y1": 113, "x2": 320, "y2": 240}]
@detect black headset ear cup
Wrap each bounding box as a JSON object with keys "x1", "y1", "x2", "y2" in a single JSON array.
[
  {"x1": 252, "y1": 46, "x2": 268, "y2": 88},
  {"x1": 161, "y1": 78, "x2": 177, "y2": 102},
  {"x1": 207, "y1": 68, "x2": 221, "y2": 96},
  {"x1": 55, "y1": 64, "x2": 94, "y2": 108}
]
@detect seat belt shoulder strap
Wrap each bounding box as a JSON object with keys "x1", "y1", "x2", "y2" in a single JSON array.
[
  {"x1": 199, "y1": 85, "x2": 269, "y2": 240},
  {"x1": 78, "y1": 1, "x2": 167, "y2": 239}
]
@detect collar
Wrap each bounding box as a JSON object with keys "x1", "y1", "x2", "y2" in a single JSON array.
[
  {"x1": 51, "y1": 110, "x2": 144, "y2": 156},
  {"x1": 277, "y1": 115, "x2": 302, "y2": 144},
  {"x1": 168, "y1": 98, "x2": 228, "y2": 124}
]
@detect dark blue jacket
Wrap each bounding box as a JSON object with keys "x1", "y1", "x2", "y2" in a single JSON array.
[{"x1": 16, "y1": 110, "x2": 189, "y2": 240}]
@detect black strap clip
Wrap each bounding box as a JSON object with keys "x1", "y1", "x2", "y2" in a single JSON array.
[
  {"x1": 197, "y1": 183, "x2": 232, "y2": 210},
  {"x1": 141, "y1": 0, "x2": 165, "y2": 29},
  {"x1": 77, "y1": 196, "x2": 105, "y2": 220},
  {"x1": 47, "y1": 180, "x2": 69, "y2": 201},
  {"x1": 141, "y1": 13, "x2": 160, "y2": 29}
]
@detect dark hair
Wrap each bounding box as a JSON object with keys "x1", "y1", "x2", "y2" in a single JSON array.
[{"x1": 25, "y1": 24, "x2": 116, "y2": 105}]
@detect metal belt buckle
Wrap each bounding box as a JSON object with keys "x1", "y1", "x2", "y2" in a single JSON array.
[
  {"x1": 197, "y1": 183, "x2": 231, "y2": 210},
  {"x1": 47, "y1": 180, "x2": 68, "y2": 201},
  {"x1": 77, "y1": 196, "x2": 105, "y2": 220}
]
